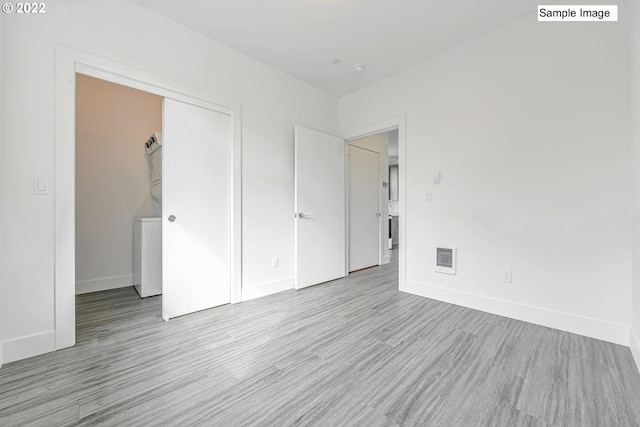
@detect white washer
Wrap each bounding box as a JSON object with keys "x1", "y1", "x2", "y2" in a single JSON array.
[{"x1": 133, "y1": 217, "x2": 162, "y2": 298}]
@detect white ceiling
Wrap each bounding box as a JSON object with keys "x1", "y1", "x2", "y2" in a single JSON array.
[{"x1": 131, "y1": 0, "x2": 552, "y2": 97}]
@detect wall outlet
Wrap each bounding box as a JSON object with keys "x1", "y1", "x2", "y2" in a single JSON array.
[
  {"x1": 272, "y1": 256, "x2": 279, "y2": 268},
  {"x1": 502, "y1": 269, "x2": 512, "y2": 283}
]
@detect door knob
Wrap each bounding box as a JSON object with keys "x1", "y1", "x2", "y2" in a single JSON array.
[
  {"x1": 376, "y1": 212, "x2": 381, "y2": 217},
  {"x1": 168, "y1": 215, "x2": 176, "y2": 222}
]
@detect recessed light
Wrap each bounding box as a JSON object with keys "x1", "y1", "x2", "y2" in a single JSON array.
[
  {"x1": 332, "y1": 58, "x2": 342, "y2": 65},
  {"x1": 353, "y1": 64, "x2": 366, "y2": 73}
]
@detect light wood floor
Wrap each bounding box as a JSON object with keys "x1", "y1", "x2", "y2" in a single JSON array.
[{"x1": 1, "y1": 252, "x2": 640, "y2": 426}]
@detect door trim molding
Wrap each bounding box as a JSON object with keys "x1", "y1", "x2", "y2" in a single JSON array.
[
  {"x1": 55, "y1": 45, "x2": 242, "y2": 351},
  {"x1": 344, "y1": 116, "x2": 407, "y2": 291}
]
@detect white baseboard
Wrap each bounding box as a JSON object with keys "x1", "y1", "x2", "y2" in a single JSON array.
[
  {"x1": 631, "y1": 329, "x2": 640, "y2": 374},
  {"x1": 76, "y1": 274, "x2": 133, "y2": 295},
  {"x1": 404, "y1": 280, "x2": 630, "y2": 346},
  {"x1": 242, "y1": 277, "x2": 294, "y2": 301},
  {"x1": 3, "y1": 330, "x2": 56, "y2": 364},
  {"x1": 382, "y1": 255, "x2": 390, "y2": 265}
]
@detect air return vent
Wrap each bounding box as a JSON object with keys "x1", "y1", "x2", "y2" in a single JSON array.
[{"x1": 435, "y1": 245, "x2": 457, "y2": 275}]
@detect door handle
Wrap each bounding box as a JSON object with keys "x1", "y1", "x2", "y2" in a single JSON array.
[
  {"x1": 376, "y1": 212, "x2": 381, "y2": 217},
  {"x1": 168, "y1": 215, "x2": 176, "y2": 222},
  {"x1": 295, "y1": 212, "x2": 311, "y2": 219}
]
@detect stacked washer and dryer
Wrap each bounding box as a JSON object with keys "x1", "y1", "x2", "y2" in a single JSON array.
[{"x1": 133, "y1": 132, "x2": 163, "y2": 298}]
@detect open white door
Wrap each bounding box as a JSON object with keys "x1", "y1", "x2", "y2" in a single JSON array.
[
  {"x1": 348, "y1": 145, "x2": 380, "y2": 272},
  {"x1": 163, "y1": 98, "x2": 231, "y2": 320},
  {"x1": 294, "y1": 125, "x2": 346, "y2": 289}
]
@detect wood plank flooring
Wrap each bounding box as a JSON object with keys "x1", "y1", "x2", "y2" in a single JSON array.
[{"x1": 1, "y1": 252, "x2": 640, "y2": 426}]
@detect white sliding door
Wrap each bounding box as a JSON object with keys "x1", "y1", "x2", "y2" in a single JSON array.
[{"x1": 162, "y1": 98, "x2": 231, "y2": 319}]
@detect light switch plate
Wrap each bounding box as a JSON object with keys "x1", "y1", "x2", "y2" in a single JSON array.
[
  {"x1": 502, "y1": 269, "x2": 512, "y2": 283},
  {"x1": 33, "y1": 178, "x2": 49, "y2": 195},
  {"x1": 433, "y1": 171, "x2": 441, "y2": 184},
  {"x1": 426, "y1": 192, "x2": 433, "y2": 203}
]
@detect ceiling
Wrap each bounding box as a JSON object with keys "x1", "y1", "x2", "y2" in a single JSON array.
[{"x1": 131, "y1": 0, "x2": 552, "y2": 97}]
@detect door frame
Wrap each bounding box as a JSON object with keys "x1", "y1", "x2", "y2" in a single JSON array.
[
  {"x1": 55, "y1": 45, "x2": 242, "y2": 350},
  {"x1": 344, "y1": 116, "x2": 406, "y2": 291}
]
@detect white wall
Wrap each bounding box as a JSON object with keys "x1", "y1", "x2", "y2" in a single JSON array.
[
  {"x1": 349, "y1": 132, "x2": 390, "y2": 265},
  {"x1": 340, "y1": 3, "x2": 631, "y2": 345},
  {"x1": 75, "y1": 74, "x2": 162, "y2": 294},
  {"x1": 1, "y1": 0, "x2": 337, "y2": 362},
  {"x1": 631, "y1": 0, "x2": 640, "y2": 370}
]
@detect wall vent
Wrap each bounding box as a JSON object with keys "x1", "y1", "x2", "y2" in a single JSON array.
[{"x1": 435, "y1": 245, "x2": 457, "y2": 275}]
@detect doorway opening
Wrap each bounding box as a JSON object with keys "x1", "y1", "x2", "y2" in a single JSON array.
[
  {"x1": 343, "y1": 117, "x2": 405, "y2": 290},
  {"x1": 347, "y1": 131, "x2": 390, "y2": 273},
  {"x1": 346, "y1": 128, "x2": 400, "y2": 273},
  {"x1": 74, "y1": 73, "x2": 235, "y2": 330},
  {"x1": 293, "y1": 118, "x2": 405, "y2": 293},
  {"x1": 75, "y1": 73, "x2": 163, "y2": 300},
  {"x1": 55, "y1": 47, "x2": 242, "y2": 351}
]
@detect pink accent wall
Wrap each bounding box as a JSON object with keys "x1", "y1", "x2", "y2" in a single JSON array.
[{"x1": 75, "y1": 74, "x2": 162, "y2": 293}]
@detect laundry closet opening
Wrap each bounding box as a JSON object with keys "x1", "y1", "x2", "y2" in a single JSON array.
[
  {"x1": 74, "y1": 72, "x2": 235, "y2": 328},
  {"x1": 75, "y1": 74, "x2": 164, "y2": 317}
]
